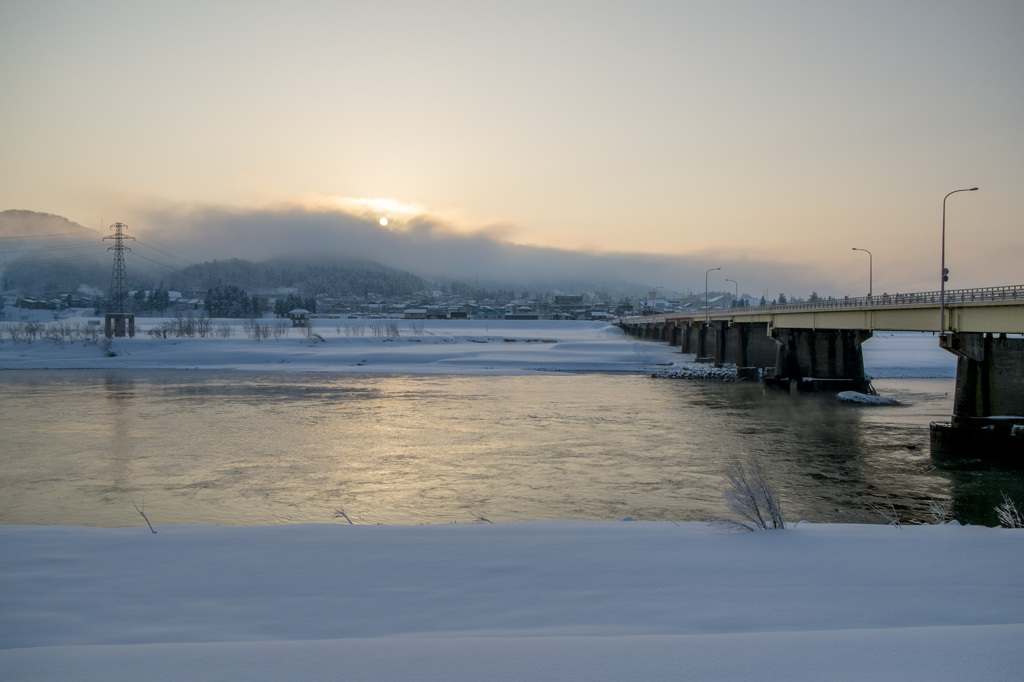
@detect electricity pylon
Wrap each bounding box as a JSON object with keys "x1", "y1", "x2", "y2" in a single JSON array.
[{"x1": 104, "y1": 222, "x2": 134, "y2": 314}]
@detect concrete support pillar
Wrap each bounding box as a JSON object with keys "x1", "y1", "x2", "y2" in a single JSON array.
[
  {"x1": 941, "y1": 332, "x2": 1024, "y2": 420},
  {"x1": 931, "y1": 333, "x2": 1024, "y2": 463},
  {"x1": 720, "y1": 322, "x2": 778, "y2": 376},
  {"x1": 741, "y1": 322, "x2": 778, "y2": 370},
  {"x1": 104, "y1": 313, "x2": 135, "y2": 339},
  {"x1": 768, "y1": 328, "x2": 872, "y2": 393},
  {"x1": 680, "y1": 323, "x2": 698, "y2": 354},
  {"x1": 694, "y1": 323, "x2": 716, "y2": 363},
  {"x1": 712, "y1": 321, "x2": 728, "y2": 367}
]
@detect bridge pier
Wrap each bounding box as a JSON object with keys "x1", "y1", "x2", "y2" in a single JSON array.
[
  {"x1": 693, "y1": 322, "x2": 716, "y2": 363},
  {"x1": 680, "y1": 322, "x2": 699, "y2": 354},
  {"x1": 765, "y1": 328, "x2": 873, "y2": 393},
  {"x1": 931, "y1": 333, "x2": 1024, "y2": 464},
  {"x1": 720, "y1": 322, "x2": 777, "y2": 377}
]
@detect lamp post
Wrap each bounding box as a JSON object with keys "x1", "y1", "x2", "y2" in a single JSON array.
[
  {"x1": 725, "y1": 278, "x2": 738, "y2": 308},
  {"x1": 851, "y1": 248, "x2": 872, "y2": 298},
  {"x1": 705, "y1": 267, "x2": 720, "y2": 323},
  {"x1": 940, "y1": 187, "x2": 979, "y2": 333}
]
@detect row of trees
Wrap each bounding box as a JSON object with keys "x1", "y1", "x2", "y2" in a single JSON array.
[
  {"x1": 204, "y1": 285, "x2": 264, "y2": 318},
  {"x1": 167, "y1": 258, "x2": 427, "y2": 300},
  {"x1": 758, "y1": 293, "x2": 788, "y2": 306},
  {"x1": 130, "y1": 285, "x2": 172, "y2": 313},
  {"x1": 92, "y1": 285, "x2": 316, "y2": 319},
  {"x1": 2, "y1": 319, "x2": 105, "y2": 347},
  {"x1": 204, "y1": 287, "x2": 318, "y2": 319},
  {"x1": 273, "y1": 293, "x2": 317, "y2": 317}
]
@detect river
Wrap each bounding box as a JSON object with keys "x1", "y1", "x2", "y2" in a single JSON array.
[{"x1": 2, "y1": 370, "x2": 1021, "y2": 527}]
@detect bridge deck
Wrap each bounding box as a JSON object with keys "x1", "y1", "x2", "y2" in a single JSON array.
[{"x1": 621, "y1": 285, "x2": 1024, "y2": 334}]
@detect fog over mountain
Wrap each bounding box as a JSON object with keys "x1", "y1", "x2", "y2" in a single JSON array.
[
  {"x1": 131, "y1": 204, "x2": 848, "y2": 299},
  {"x1": 3, "y1": 206, "x2": 851, "y2": 300}
]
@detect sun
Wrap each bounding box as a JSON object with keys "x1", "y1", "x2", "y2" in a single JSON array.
[{"x1": 379, "y1": 217, "x2": 388, "y2": 226}]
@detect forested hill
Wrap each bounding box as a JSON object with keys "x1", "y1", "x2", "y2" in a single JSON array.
[
  {"x1": 2, "y1": 210, "x2": 643, "y2": 301},
  {"x1": 166, "y1": 258, "x2": 427, "y2": 298},
  {"x1": 1, "y1": 210, "x2": 430, "y2": 297},
  {"x1": 0, "y1": 210, "x2": 98, "y2": 239}
]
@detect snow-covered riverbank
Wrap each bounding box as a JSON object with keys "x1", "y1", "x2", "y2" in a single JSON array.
[
  {"x1": 0, "y1": 309, "x2": 957, "y2": 377},
  {"x1": 2, "y1": 521, "x2": 1021, "y2": 682},
  {"x1": 0, "y1": 315, "x2": 685, "y2": 374}
]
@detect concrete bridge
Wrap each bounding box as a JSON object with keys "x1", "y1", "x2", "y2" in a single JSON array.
[{"x1": 617, "y1": 285, "x2": 1024, "y2": 463}]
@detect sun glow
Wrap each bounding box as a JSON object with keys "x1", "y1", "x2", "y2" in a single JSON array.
[
  {"x1": 303, "y1": 195, "x2": 426, "y2": 227},
  {"x1": 298, "y1": 193, "x2": 519, "y2": 241}
]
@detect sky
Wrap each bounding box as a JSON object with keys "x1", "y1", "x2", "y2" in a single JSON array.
[{"x1": 1, "y1": 1, "x2": 1022, "y2": 296}]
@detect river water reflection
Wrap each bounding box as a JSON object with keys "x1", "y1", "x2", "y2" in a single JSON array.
[{"x1": 2, "y1": 370, "x2": 1021, "y2": 527}]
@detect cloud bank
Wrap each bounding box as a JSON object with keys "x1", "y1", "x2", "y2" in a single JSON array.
[{"x1": 129, "y1": 203, "x2": 856, "y2": 299}]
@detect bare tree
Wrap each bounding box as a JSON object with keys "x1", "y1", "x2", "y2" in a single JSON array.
[
  {"x1": 243, "y1": 317, "x2": 270, "y2": 341},
  {"x1": 24, "y1": 321, "x2": 43, "y2": 342},
  {"x1": 272, "y1": 319, "x2": 290, "y2": 339},
  {"x1": 996, "y1": 492, "x2": 1023, "y2": 528},
  {"x1": 709, "y1": 458, "x2": 786, "y2": 531},
  {"x1": 928, "y1": 501, "x2": 953, "y2": 525},
  {"x1": 195, "y1": 314, "x2": 212, "y2": 338},
  {"x1": 304, "y1": 320, "x2": 325, "y2": 343},
  {"x1": 172, "y1": 311, "x2": 197, "y2": 338}
]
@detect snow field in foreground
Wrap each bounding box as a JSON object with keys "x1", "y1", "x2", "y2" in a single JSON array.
[{"x1": 1, "y1": 522, "x2": 1022, "y2": 681}]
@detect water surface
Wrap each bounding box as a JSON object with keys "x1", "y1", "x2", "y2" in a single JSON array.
[{"x1": 2, "y1": 370, "x2": 1020, "y2": 526}]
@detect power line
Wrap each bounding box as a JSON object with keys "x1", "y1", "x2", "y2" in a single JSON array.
[
  {"x1": 3, "y1": 252, "x2": 108, "y2": 267},
  {"x1": 2, "y1": 235, "x2": 200, "y2": 274},
  {"x1": 130, "y1": 250, "x2": 187, "y2": 272},
  {"x1": 0, "y1": 231, "x2": 99, "y2": 241},
  {"x1": 0, "y1": 242, "x2": 105, "y2": 255},
  {"x1": 3, "y1": 242, "x2": 193, "y2": 274},
  {"x1": 132, "y1": 242, "x2": 199, "y2": 269},
  {"x1": 131, "y1": 232, "x2": 203, "y2": 267}
]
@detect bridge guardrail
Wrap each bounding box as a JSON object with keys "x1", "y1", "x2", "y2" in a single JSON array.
[{"x1": 619, "y1": 284, "x2": 1024, "y2": 322}]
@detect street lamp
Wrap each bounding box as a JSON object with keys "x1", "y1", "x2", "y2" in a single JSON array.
[
  {"x1": 940, "y1": 187, "x2": 979, "y2": 333},
  {"x1": 851, "y1": 248, "x2": 872, "y2": 298},
  {"x1": 705, "y1": 267, "x2": 721, "y2": 323},
  {"x1": 725, "y1": 278, "x2": 738, "y2": 307}
]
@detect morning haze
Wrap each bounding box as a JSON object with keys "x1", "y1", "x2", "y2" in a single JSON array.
[{"x1": 1, "y1": 2, "x2": 1021, "y2": 295}]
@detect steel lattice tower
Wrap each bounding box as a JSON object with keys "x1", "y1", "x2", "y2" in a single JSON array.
[{"x1": 104, "y1": 222, "x2": 134, "y2": 314}]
